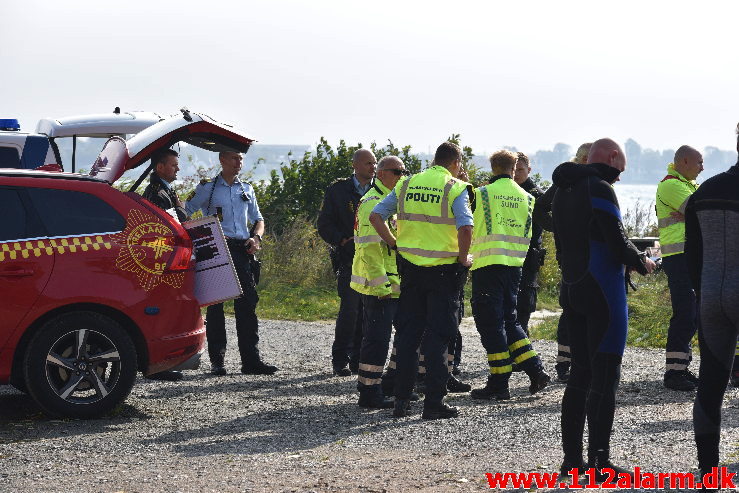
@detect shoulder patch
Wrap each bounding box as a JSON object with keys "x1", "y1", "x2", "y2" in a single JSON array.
[{"x1": 200, "y1": 178, "x2": 212, "y2": 185}]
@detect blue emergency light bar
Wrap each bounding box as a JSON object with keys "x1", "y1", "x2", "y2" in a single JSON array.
[{"x1": 0, "y1": 119, "x2": 21, "y2": 131}]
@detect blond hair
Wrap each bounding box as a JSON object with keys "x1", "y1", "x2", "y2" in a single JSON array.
[{"x1": 489, "y1": 150, "x2": 518, "y2": 174}]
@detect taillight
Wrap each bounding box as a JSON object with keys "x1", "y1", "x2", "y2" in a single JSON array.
[{"x1": 124, "y1": 192, "x2": 194, "y2": 271}]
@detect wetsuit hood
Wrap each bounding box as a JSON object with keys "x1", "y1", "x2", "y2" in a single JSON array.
[{"x1": 552, "y1": 162, "x2": 622, "y2": 187}]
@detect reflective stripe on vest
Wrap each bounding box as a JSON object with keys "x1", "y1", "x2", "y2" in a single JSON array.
[
  {"x1": 657, "y1": 216, "x2": 684, "y2": 228},
  {"x1": 474, "y1": 234, "x2": 531, "y2": 246},
  {"x1": 354, "y1": 234, "x2": 382, "y2": 244},
  {"x1": 475, "y1": 247, "x2": 528, "y2": 259},
  {"x1": 350, "y1": 273, "x2": 390, "y2": 287},
  {"x1": 397, "y1": 246, "x2": 459, "y2": 258},
  {"x1": 660, "y1": 242, "x2": 685, "y2": 255}
]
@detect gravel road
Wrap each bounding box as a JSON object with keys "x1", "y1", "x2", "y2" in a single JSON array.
[{"x1": 1, "y1": 315, "x2": 737, "y2": 492}]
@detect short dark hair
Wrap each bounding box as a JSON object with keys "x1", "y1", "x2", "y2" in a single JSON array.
[
  {"x1": 151, "y1": 148, "x2": 178, "y2": 167},
  {"x1": 434, "y1": 142, "x2": 462, "y2": 168},
  {"x1": 516, "y1": 152, "x2": 529, "y2": 167}
]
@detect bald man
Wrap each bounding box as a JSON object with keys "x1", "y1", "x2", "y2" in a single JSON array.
[
  {"x1": 656, "y1": 145, "x2": 703, "y2": 391},
  {"x1": 318, "y1": 148, "x2": 377, "y2": 376},
  {"x1": 551, "y1": 138, "x2": 655, "y2": 479}
]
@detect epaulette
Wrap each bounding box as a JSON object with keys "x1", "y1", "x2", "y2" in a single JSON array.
[{"x1": 200, "y1": 178, "x2": 212, "y2": 185}]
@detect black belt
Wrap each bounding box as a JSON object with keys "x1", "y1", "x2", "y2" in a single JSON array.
[{"x1": 225, "y1": 238, "x2": 248, "y2": 247}]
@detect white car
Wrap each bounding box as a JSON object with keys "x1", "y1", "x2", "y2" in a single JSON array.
[{"x1": 0, "y1": 108, "x2": 161, "y2": 171}]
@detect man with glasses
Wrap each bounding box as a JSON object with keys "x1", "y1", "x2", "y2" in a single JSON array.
[
  {"x1": 318, "y1": 148, "x2": 377, "y2": 376},
  {"x1": 351, "y1": 156, "x2": 407, "y2": 408}
]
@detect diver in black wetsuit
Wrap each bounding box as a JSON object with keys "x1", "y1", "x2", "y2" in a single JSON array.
[{"x1": 551, "y1": 138, "x2": 655, "y2": 478}]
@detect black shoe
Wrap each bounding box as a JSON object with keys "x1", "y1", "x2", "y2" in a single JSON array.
[
  {"x1": 452, "y1": 364, "x2": 461, "y2": 376},
  {"x1": 393, "y1": 398, "x2": 411, "y2": 417},
  {"x1": 683, "y1": 369, "x2": 699, "y2": 385},
  {"x1": 422, "y1": 402, "x2": 458, "y2": 420},
  {"x1": 559, "y1": 456, "x2": 587, "y2": 477},
  {"x1": 446, "y1": 375, "x2": 471, "y2": 393},
  {"x1": 731, "y1": 370, "x2": 739, "y2": 388},
  {"x1": 470, "y1": 381, "x2": 510, "y2": 401},
  {"x1": 358, "y1": 392, "x2": 394, "y2": 409},
  {"x1": 664, "y1": 370, "x2": 696, "y2": 391},
  {"x1": 555, "y1": 363, "x2": 570, "y2": 383},
  {"x1": 349, "y1": 362, "x2": 359, "y2": 375},
  {"x1": 511, "y1": 362, "x2": 523, "y2": 372},
  {"x1": 333, "y1": 366, "x2": 352, "y2": 377},
  {"x1": 408, "y1": 391, "x2": 420, "y2": 402},
  {"x1": 211, "y1": 365, "x2": 227, "y2": 376},
  {"x1": 146, "y1": 370, "x2": 184, "y2": 381},
  {"x1": 242, "y1": 361, "x2": 278, "y2": 375},
  {"x1": 529, "y1": 370, "x2": 551, "y2": 395}
]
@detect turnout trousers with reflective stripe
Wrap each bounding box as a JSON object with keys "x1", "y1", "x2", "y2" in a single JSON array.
[
  {"x1": 357, "y1": 295, "x2": 398, "y2": 392},
  {"x1": 393, "y1": 258, "x2": 464, "y2": 405},
  {"x1": 206, "y1": 244, "x2": 260, "y2": 366},
  {"x1": 332, "y1": 265, "x2": 364, "y2": 370},
  {"x1": 662, "y1": 253, "x2": 698, "y2": 373},
  {"x1": 471, "y1": 264, "x2": 542, "y2": 385}
]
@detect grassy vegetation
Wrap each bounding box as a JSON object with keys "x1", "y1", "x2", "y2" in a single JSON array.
[{"x1": 220, "y1": 220, "x2": 675, "y2": 349}]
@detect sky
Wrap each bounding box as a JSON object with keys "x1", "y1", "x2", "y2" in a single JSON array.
[{"x1": 2, "y1": 0, "x2": 738, "y2": 157}]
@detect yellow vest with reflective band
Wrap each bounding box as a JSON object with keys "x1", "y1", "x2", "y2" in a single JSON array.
[
  {"x1": 471, "y1": 177, "x2": 534, "y2": 270},
  {"x1": 350, "y1": 180, "x2": 400, "y2": 297},
  {"x1": 656, "y1": 164, "x2": 698, "y2": 257},
  {"x1": 395, "y1": 165, "x2": 469, "y2": 267}
]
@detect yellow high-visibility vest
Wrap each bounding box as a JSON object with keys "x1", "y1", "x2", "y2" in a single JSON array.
[
  {"x1": 395, "y1": 165, "x2": 469, "y2": 267},
  {"x1": 350, "y1": 180, "x2": 400, "y2": 297},
  {"x1": 656, "y1": 164, "x2": 698, "y2": 257},
  {"x1": 471, "y1": 176, "x2": 534, "y2": 270}
]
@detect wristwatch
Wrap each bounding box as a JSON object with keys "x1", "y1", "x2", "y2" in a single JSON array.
[{"x1": 252, "y1": 234, "x2": 262, "y2": 242}]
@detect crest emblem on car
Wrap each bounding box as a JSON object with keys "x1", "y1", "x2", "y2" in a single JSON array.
[{"x1": 110, "y1": 209, "x2": 184, "y2": 291}]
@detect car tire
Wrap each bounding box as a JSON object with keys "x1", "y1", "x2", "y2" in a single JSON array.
[{"x1": 23, "y1": 311, "x2": 137, "y2": 419}]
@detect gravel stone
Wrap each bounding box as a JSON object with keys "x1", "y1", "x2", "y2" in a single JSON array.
[{"x1": 0, "y1": 315, "x2": 737, "y2": 492}]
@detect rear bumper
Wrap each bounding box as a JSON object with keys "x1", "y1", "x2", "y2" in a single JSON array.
[
  {"x1": 145, "y1": 314, "x2": 206, "y2": 375},
  {"x1": 168, "y1": 348, "x2": 204, "y2": 371}
]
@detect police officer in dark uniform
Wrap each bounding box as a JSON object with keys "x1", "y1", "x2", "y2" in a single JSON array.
[
  {"x1": 317, "y1": 148, "x2": 376, "y2": 376},
  {"x1": 513, "y1": 152, "x2": 546, "y2": 334},
  {"x1": 186, "y1": 151, "x2": 277, "y2": 376},
  {"x1": 141, "y1": 148, "x2": 188, "y2": 381}
]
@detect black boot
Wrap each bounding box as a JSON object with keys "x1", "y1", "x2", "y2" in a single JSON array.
[
  {"x1": 446, "y1": 375, "x2": 471, "y2": 393},
  {"x1": 470, "y1": 376, "x2": 510, "y2": 400},
  {"x1": 555, "y1": 362, "x2": 570, "y2": 382},
  {"x1": 358, "y1": 387, "x2": 394, "y2": 409},
  {"x1": 242, "y1": 360, "x2": 278, "y2": 375},
  {"x1": 559, "y1": 455, "x2": 587, "y2": 478},
  {"x1": 421, "y1": 401, "x2": 458, "y2": 420},
  {"x1": 664, "y1": 369, "x2": 696, "y2": 391},
  {"x1": 528, "y1": 370, "x2": 551, "y2": 394}
]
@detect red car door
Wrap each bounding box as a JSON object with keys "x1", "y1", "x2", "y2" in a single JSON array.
[{"x1": 0, "y1": 187, "x2": 54, "y2": 347}]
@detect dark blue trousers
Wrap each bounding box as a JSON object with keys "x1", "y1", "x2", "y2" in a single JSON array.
[
  {"x1": 393, "y1": 259, "x2": 464, "y2": 405},
  {"x1": 331, "y1": 265, "x2": 364, "y2": 369},
  {"x1": 357, "y1": 295, "x2": 398, "y2": 392},
  {"x1": 662, "y1": 254, "x2": 698, "y2": 372}
]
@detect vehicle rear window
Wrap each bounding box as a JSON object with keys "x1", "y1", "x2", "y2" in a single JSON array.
[
  {"x1": 0, "y1": 146, "x2": 21, "y2": 168},
  {"x1": 0, "y1": 189, "x2": 31, "y2": 241},
  {"x1": 27, "y1": 188, "x2": 125, "y2": 237}
]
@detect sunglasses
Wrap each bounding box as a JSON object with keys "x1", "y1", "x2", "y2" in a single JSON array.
[{"x1": 384, "y1": 168, "x2": 409, "y2": 176}]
